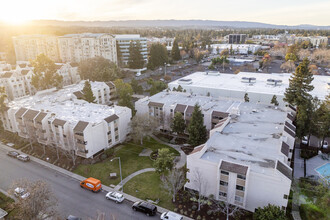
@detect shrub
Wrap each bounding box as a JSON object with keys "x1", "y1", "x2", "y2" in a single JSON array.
[
  {"x1": 207, "y1": 210, "x2": 213, "y2": 215},
  {"x1": 300, "y1": 204, "x2": 325, "y2": 220},
  {"x1": 104, "y1": 148, "x2": 114, "y2": 157},
  {"x1": 100, "y1": 154, "x2": 107, "y2": 160},
  {"x1": 197, "y1": 215, "x2": 201, "y2": 220},
  {"x1": 174, "y1": 208, "x2": 178, "y2": 212},
  {"x1": 192, "y1": 205, "x2": 197, "y2": 211}
]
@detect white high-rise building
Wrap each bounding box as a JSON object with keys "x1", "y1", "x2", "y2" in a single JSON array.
[
  {"x1": 12, "y1": 35, "x2": 61, "y2": 62},
  {"x1": 58, "y1": 33, "x2": 117, "y2": 63}
]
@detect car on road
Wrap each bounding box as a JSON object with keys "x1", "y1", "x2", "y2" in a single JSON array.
[
  {"x1": 80, "y1": 177, "x2": 102, "y2": 192},
  {"x1": 322, "y1": 141, "x2": 328, "y2": 149},
  {"x1": 7, "y1": 151, "x2": 19, "y2": 158},
  {"x1": 16, "y1": 154, "x2": 30, "y2": 162},
  {"x1": 67, "y1": 215, "x2": 82, "y2": 220},
  {"x1": 160, "y1": 211, "x2": 183, "y2": 220},
  {"x1": 301, "y1": 136, "x2": 309, "y2": 145},
  {"x1": 14, "y1": 187, "x2": 30, "y2": 199},
  {"x1": 132, "y1": 201, "x2": 157, "y2": 216},
  {"x1": 105, "y1": 191, "x2": 125, "y2": 203}
]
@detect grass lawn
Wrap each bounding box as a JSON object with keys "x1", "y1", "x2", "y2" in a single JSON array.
[
  {"x1": 0, "y1": 191, "x2": 16, "y2": 218},
  {"x1": 124, "y1": 171, "x2": 175, "y2": 210},
  {"x1": 74, "y1": 137, "x2": 179, "y2": 186}
]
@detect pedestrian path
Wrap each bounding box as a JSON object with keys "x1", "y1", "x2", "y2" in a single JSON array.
[
  {"x1": 114, "y1": 168, "x2": 155, "y2": 191},
  {"x1": 151, "y1": 134, "x2": 187, "y2": 169}
]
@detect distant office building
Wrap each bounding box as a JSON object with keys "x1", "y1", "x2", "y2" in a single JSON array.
[
  {"x1": 210, "y1": 44, "x2": 261, "y2": 55},
  {"x1": 58, "y1": 33, "x2": 117, "y2": 64},
  {"x1": 0, "y1": 82, "x2": 131, "y2": 159},
  {"x1": 115, "y1": 35, "x2": 148, "y2": 66},
  {"x1": 228, "y1": 34, "x2": 247, "y2": 44},
  {"x1": 12, "y1": 35, "x2": 61, "y2": 62},
  {"x1": 0, "y1": 52, "x2": 7, "y2": 61}
]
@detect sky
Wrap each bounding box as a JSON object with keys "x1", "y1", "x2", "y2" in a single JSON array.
[{"x1": 1, "y1": 0, "x2": 329, "y2": 26}]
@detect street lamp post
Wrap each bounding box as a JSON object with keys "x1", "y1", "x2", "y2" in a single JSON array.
[
  {"x1": 111, "y1": 157, "x2": 123, "y2": 192},
  {"x1": 164, "y1": 62, "x2": 167, "y2": 76}
]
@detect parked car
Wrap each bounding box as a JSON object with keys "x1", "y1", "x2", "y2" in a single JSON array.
[
  {"x1": 301, "y1": 136, "x2": 308, "y2": 145},
  {"x1": 160, "y1": 211, "x2": 183, "y2": 220},
  {"x1": 80, "y1": 177, "x2": 102, "y2": 192},
  {"x1": 105, "y1": 191, "x2": 124, "y2": 203},
  {"x1": 7, "y1": 151, "x2": 19, "y2": 158},
  {"x1": 66, "y1": 215, "x2": 82, "y2": 220},
  {"x1": 16, "y1": 154, "x2": 30, "y2": 162},
  {"x1": 132, "y1": 201, "x2": 157, "y2": 216},
  {"x1": 322, "y1": 141, "x2": 328, "y2": 149},
  {"x1": 14, "y1": 187, "x2": 30, "y2": 199}
]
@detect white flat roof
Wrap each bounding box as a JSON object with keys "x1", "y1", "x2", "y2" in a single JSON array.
[
  {"x1": 169, "y1": 72, "x2": 329, "y2": 100},
  {"x1": 141, "y1": 91, "x2": 238, "y2": 114},
  {"x1": 8, "y1": 82, "x2": 125, "y2": 126},
  {"x1": 201, "y1": 102, "x2": 288, "y2": 175}
]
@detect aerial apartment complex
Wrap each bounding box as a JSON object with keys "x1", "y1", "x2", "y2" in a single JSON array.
[
  {"x1": 169, "y1": 72, "x2": 329, "y2": 106},
  {"x1": 115, "y1": 34, "x2": 148, "y2": 65},
  {"x1": 0, "y1": 82, "x2": 131, "y2": 158},
  {"x1": 58, "y1": 33, "x2": 117, "y2": 63},
  {"x1": 185, "y1": 102, "x2": 296, "y2": 212}
]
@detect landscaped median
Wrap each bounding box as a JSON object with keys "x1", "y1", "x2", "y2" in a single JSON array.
[{"x1": 0, "y1": 190, "x2": 16, "y2": 218}]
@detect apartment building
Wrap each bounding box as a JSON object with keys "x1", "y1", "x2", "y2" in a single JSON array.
[
  {"x1": 210, "y1": 44, "x2": 261, "y2": 55},
  {"x1": 169, "y1": 72, "x2": 329, "y2": 106},
  {"x1": 185, "y1": 102, "x2": 296, "y2": 212},
  {"x1": 58, "y1": 33, "x2": 117, "y2": 63},
  {"x1": 1, "y1": 82, "x2": 131, "y2": 158},
  {"x1": 135, "y1": 91, "x2": 239, "y2": 131},
  {"x1": 12, "y1": 35, "x2": 61, "y2": 62},
  {"x1": 55, "y1": 63, "x2": 81, "y2": 86},
  {"x1": 115, "y1": 35, "x2": 148, "y2": 66},
  {"x1": 228, "y1": 34, "x2": 247, "y2": 44}
]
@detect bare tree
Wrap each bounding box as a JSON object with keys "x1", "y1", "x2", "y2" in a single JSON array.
[
  {"x1": 280, "y1": 60, "x2": 296, "y2": 72},
  {"x1": 8, "y1": 179, "x2": 58, "y2": 220},
  {"x1": 130, "y1": 114, "x2": 158, "y2": 145},
  {"x1": 161, "y1": 168, "x2": 186, "y2": 202},
  {"x1": 190, "y1": 168, "x2": 209, "y2": 211},
  {"x1": 298, "y1": 49, "x2": 311, "y2": 61},
  {"x1": 63, "y1": 131, "x2": 78, "y2": 166},
  {"x1": 211, "y1": 196, "x2": 243, "y2": 220}
]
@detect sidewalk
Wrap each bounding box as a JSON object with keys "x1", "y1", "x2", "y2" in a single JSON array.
[
  {"x1": 0, "y1": 143, "x2": 193, "y2": 220},
  {"x1": 114, "y1": 168, "x2": 155, "y2": 191}
]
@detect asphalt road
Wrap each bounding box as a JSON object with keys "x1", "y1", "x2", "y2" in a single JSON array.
[{"x1": 0, "y1": 146, "x2": 156, "y2": 220}]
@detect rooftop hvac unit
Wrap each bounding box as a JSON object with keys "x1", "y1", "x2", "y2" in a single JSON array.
[
  {"x1": 267, "y1": 79, "x2": 282, "y2": 86},
  {"x1": 241, "y1": 77, "x2": 256, "y2": 84}
]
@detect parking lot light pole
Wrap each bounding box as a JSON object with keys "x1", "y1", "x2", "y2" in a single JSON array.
[{"x1": 111, "y1": 157, "x2": 122, "y2": 192}]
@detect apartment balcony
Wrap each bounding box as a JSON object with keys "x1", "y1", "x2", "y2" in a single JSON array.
[
  {"x1": 220, "y1": 174, "x2": 229, "y2": 181},
  {"x1": 236, "y1": 178, "x2": 246, "y2": 186},
  {"x1": 219, "y1": 185, "x2": 228, "y2": 192},
  {"x1": 235, "y1": 190, "x2": 245, "y2": 197},
  {"x1": 234, "y1": 201, "x2": 243, "y2": 207},
  {"x1": 76, "y1": 149, "x2": 88, "y2": 158},
  {"x1": 74, "y1": 133, "x2": 84, "y2": 140}
]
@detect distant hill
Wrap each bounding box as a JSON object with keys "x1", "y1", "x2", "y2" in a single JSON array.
[{"x1": 28, "y1": 20, "x2": 330, "y2": 30}]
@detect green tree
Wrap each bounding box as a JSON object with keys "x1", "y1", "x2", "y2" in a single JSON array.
[
  {"x1": 0, "y1": 87, "x2": 7, "y2": 131},
  {"x1": 171, "y1": 112, "x2": 186, "y2": 134},
  {"x1": 271, "y1": 95, "x2": 279, "y2": 106},
  {"x1": 31, "y1": 54, "x2": 63, "y2": 90},
  {"x1": 128, "y1": 41, "x2": 144, "y2": 69},
  {"x1": 116, "y1": 42, "x2": 123, "y2": 67},
  {"x1": 314, "y1": 95, "x2": 330, "y2": 147},
  {"x1": 153, "y1": 148, "x2": 174, "y2": 173},
  {"x1": 78, "y1": 56, "x2": 121, "y2": 82},
  {"x1": 253, "y1": 204, "x2": 287, "y2": 220},
  {"x1": 171, "y1": 39, "x2": 181, "y2": 61},
  {"x1": 187, "y1": 104, "x2": 207, "y2": 146},
  {"x1": 148, "y1": 79, "x2": 167, "y2": 96},
  {"x1": 81, "y1": 81, "x2": 96, "y2": 103},
  {"x1": 176, "y1": 85, "x2": 183, "y2": 92},
  {"x1": 244, "y1": 93, "x2": 249, "y2": 102},
  {"x1": 285, "y1": 53, "x2": 298, "y2": 62},
  {"x1": 130, "y1": 78, "x2": 143, "y2": 94},
  {"x1": 219, "y1": 55, "x2": 229, "y2": 72},
  {"x1": 284, "y1": 58, "x2": 314, "y2": 107},
  {"x1": 148, "y1": 43, "x2": 168, "y2": 70},
  {"x1": 114, "y1": 79, "x2": 135, "y2": 114}
]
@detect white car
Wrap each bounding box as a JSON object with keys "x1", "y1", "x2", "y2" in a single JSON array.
[
  {"x1": 105, "y1": 191, "x2": 124, "y2": 203},
  {"x1": 160, "y1": 211, "x2": 183, "y2": 220},
  {"x1": 322, "y1": 141, "x2": 328, "y2": 149},
  {"x1": 301, "y1": 136, "x2": 308, "y2": 145},
  {"x1": 14, "y1": 187, "x2": 30, "y2": 199}
]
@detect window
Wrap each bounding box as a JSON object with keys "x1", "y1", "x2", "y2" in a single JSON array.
[
  {"x1": 160, "y1": 108, "x2": 163, "y2": 111},
  {"x1": 221, "y1": 170, "x2": 229, "y2": 175},
  {"x1": 114, "y1": 127, "x2": 118, "y2": 131},
  {"x1": 284, "y1": 194, "x2": 288, "y2": 199},
  {"x1": 237, "y1": 174, "x2": 246, "y2": 180},
  {"x1": 235, "y1": 196, "x2": 243, "y2": 202},
  {"x1": 220, "y1": 181, "x2": 228, "y2": 186},
  {"x1": 219, "y1": 192, "x2": 227, "y2": 197},
  {"x1": 170, "y1": 109, "x2": 173, "y2": 113},
  {"x1": 115, "y1": 135, "x2": 119, "y2": 140},
  {"x1": 236, "y1": 185, "x2": 245, "y2": 191}
]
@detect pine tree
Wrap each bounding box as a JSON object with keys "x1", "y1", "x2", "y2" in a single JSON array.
[
  {"x1": 271, "y1": 95, "x2": 279, "y2": 106},
  {"x1": 0, "y1": 86, "x2": 7, "y2": 113},
  {"x1": 187, "y1": 104, "x2": 207, "y2": 146},
  {"x1": 171, "y1": 112, "x2": 186, "y2": 134},
  {"x1": 284, "y1": 58, "x2": 314, "y2": 107},
  {"x1": 82, "y1": 81, "x2": 96, "y2": 103},
  {"x1": 244, "y1": 93, "x2": 249, "y2": 102},
  {"x1": 314, "y1": 95, "x2": 330, "y2": 147},
  {"x1": 171, "y1": 39, "x2": 181, "y2": 61},
  {"x1": 128, "y1": 41, "x2": 144, "y2": 69},
  {"x1": 148, "y1": 43, "x2": 168, "y2": 70}
]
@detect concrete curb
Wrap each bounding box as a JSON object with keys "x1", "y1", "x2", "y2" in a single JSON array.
[{"x1": 0, "y1": 143, "x2": 193, "y2": 220}]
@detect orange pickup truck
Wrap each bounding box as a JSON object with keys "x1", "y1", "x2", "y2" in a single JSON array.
[{"x1": 80, "y1": 177, "x2": 102, "y2": 192}]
